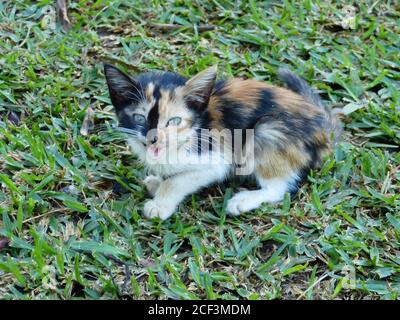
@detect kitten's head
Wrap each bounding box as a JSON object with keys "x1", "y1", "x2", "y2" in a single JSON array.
[{"x1": 104, "y1": 64, "x2": 217, "y2": 161}]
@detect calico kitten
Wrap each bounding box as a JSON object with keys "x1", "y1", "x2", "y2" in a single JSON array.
[{"x1": 104, "y1": 64, "x2": 341, "y2": 220}]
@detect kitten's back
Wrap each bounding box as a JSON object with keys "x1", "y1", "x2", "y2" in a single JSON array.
[
  {"x1": 207, "y1": 72, "x2": 340, "y2": 181},
  {"x1": 277, "y1": 68, "x2": 342, "y2": 143}
]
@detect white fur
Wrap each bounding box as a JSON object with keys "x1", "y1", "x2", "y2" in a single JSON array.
[
  {"x1": 143, "y1": 175, "x2": 162, "y2": 197},
  {"x1": 143, "y1": 164, "x2": 229, "y2": 220},
  {"x1": 128, "y1": 136, "x2": 230, "y2": 220},
  {"x1": 128, "y1": 134, "x2": 300, "y2": 219},
  {"x1": 226, "y1": 174, "x2": 298, "y2": 216}
]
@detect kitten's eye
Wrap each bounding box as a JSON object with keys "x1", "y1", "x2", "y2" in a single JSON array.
[
  {"x1": 133, "y1": 114, "x2": 146, "y2": 125},
  {"x1": 167, "y1": 117, "x2": 182, "y2": 127}
]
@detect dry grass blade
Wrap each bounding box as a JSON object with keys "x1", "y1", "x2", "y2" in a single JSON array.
[
  {"x1": 149, "y1": 23, "x2": 216, "y2": 32},
  {"x1": 80, "y1": 106, "x2": 95, "y2": 136},
  {"x1": 56, "y1": 0, "x2": 72, "y2": 31}
]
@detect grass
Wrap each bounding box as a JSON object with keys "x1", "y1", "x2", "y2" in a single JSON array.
[{"x1": 0, "y1": 0, "x2": 399, "y2": 300}]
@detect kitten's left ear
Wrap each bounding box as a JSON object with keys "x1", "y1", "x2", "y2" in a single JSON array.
[
  {"x1": 103, "y1": 64, "x2": 142, "y2": 113},
  {"x1": 184, "y1": 65, "x2": 217, "y2": 107}
]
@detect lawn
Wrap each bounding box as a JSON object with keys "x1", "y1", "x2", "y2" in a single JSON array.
[{"x1": 0, "y1": 0, "x2": 399, "y2": 300}]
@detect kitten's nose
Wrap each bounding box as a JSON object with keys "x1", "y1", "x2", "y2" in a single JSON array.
[
  {"x1": 147, "y1": 129, "x2": 160, "y2": 145},
  {"x1": 150, "y1": 135, "x2": 158, "y2": 145}
]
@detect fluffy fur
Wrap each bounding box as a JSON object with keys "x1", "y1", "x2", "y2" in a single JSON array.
[{"x1": 104, "y1": 64, "x2": 341, "y2": 220}]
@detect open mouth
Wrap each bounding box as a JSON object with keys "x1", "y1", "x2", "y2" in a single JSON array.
[{"x1": 148, "y1": 145, "x2": 160, "y2": 157}]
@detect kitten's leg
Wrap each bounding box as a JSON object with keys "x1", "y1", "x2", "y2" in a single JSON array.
[
  {"x1": 143, "y1": 167, "x2": 228, "y2": 220},
  {"x1": 227, "y1": 175, "x2": 296, "y2": 216},
  {"x1": 143, "y1": 175, "x2": 162, "y2": 197}
]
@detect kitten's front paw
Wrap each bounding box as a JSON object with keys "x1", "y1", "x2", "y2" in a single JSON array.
[
  {"x1": 143, "y1": 199, "x2": 175, "y2": 220},
  {"x1": 143, "y1": 175, "x2": 162, "y2": 197}
]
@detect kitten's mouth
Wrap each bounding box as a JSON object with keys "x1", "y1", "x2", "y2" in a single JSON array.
[{"x1": 148, "y1": 145, "x2": 160, "y2": 157}]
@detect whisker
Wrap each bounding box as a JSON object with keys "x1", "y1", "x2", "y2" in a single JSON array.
[
  {"x1": 114, "y1": 127, "x2": 140, "y2": 136},
  {"x1": 136, "y1": 81, "x2": 146, "y2": 101},
  {"x1": 125, "y1": 81, "x2": 146, "y2": 103},
  {"x1": 92, "y1": 123, "x2": 114, "y2": 133},
  {"x1": 187, "y1": 135, "x2": 230, "y2": 151},
  {"x1": 91, "y1": 124, "x2": 141, "y2": 137}
]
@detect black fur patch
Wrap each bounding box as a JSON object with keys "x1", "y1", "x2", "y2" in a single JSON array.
[
  {"x1": 147, "y1": 101, "x2": 160, "y2": 130},
  {"x1": 117, "y1": 112, "x2": 148, "y2": 137},
  {"x1": 137, "y1": 72, "x2": 187, "y2": 92}
]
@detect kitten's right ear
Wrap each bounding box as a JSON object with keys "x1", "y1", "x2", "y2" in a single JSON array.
[
  {"x1": 103, "y1": 64, "x2": 142, "y2": 112},
  {"x1": 184, "y1": 65, "x2": 217, "y2": 107}
]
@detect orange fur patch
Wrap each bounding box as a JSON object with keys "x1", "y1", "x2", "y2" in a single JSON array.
[
  {"x1": 221, "y1": 79, "x2": 267, "y2": 109},
  {"x1": 145, "y1": 83, "x2": 155, "y2": 101},
  {"x1": 272, "y1": 87, "x2": 321, "y2": 117},
  {"x1": 158, "y1": 89, "x2": 171, "y2": 115},
  {"x1": 312, "y1": 130, "x2": 331, "y2": 159},
  {"x1": 256, "y1": 149, "x2": 294, "y2": 179},
  {"x1": 207, "y1": 96, "x2": 224, "y2": 129}
]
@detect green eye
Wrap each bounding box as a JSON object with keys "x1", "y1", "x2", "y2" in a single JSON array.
[
  {"x1": 167, "y1": 117, "x2": 182, "y2": 127},
  {"x1": 133, "y1": 114, "x2": 146, "y2": 125}
]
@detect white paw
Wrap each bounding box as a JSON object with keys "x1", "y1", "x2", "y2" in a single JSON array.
[
  {"x1": 226, "y1": 191, "x2": 260, "y2": 216},
  {"x1": 143, "y1": 199, "x2": 175, "y2": 220},
  {"x1": 143, "y1": 175, "x2": 162, "y2": 197}
]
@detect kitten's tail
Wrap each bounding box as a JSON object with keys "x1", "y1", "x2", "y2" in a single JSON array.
[{"x1": 278, "y1": 68, "x2": 342, "y2": 143}]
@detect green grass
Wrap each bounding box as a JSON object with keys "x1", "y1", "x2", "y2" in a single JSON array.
[{"x1": 0, "y1": 0, "x2": 399, "y2": 300}]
